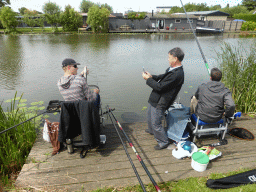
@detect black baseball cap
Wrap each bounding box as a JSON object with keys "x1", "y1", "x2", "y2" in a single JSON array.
[{"x1": 62, "y1": 58, "x2": 81, "y2": 67}]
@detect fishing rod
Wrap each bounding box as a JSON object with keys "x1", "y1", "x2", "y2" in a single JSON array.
[
  {"x1": 180, "y1": 0, "x2": 210, "y2": 76},
  {"x1": 106, "y1": 106, "x2": 162, "y2": 192},
  {"x1": 0, "y1": 100, "x2": 61, "y2": 135},
  {"x1": 105, "y1": 106, "x2": 147, "y2": 192}
]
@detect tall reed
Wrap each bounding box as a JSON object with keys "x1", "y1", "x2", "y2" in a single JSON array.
[
  {"x1": 217, "y1": 42, "x2": 256, "y2": 114},
  {"x1": 0, "y1": 93, "x2": 45, "y2": 185}
]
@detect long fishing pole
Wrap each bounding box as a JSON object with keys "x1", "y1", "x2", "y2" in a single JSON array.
[
  {"x1": 106, "y1": 106, "x2": 161, "y2": 192},
  {"x1": 106, "y1": 106, "x2": 147, "y2": 192},
  {"x1": 180, "y1": 0, "x2": 210, "y2": 76}
]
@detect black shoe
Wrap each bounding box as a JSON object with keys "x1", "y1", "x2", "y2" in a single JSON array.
[
  {"x1": 154, "y1": 143, "x2": 169, "y2": 150},
  {"x1": 145, "y1": 129, "x2": 153, "y2": 135}
]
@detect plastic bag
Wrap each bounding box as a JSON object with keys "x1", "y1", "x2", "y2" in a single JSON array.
[{"x1": 43, "y1": 119, "x2": 50, "y2": 142}]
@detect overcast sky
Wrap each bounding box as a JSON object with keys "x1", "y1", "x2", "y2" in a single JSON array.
[{"x1": 10, "y1": 0, "x2": 243, "y2": 13}]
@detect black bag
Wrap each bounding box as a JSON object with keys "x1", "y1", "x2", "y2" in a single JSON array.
[{"x1": 206, "y1": 169, "x2": 256, "y2": 189}]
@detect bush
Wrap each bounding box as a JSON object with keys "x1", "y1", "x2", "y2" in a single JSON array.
[
  {"x1": 233, "y1": 13, "x2": 256, "y2": 22},
  {"x1": 241, "y1": 21, "x2": 256, "y2": 31}
]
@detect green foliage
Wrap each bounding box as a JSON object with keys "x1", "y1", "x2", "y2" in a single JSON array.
[
  {"x1": 220, "y1": 5, "x2": 249, "y2": 17},
  {"x1": 217, "y1": 42, "x2": 256, "y2": 113},
  {"x1": 18, "y1": 7, "x2": 28, "y2": 15},
  {"x1": 234, "y1": 13, "x2": 256, "y2": 21},
  {"x1": 42, "y1": 1, "x2": 61, "y2": 31},
  {"x1": 0, "y1": 93, "x2": 48, "y2": 184},
  {"x1": 0, "y1": 6, "x2": 18, "y2": 33},
  {"x1": 240, "y1": 21, "x2": 256, "y2": 31},
  {"x1": 80, "y1": 0, "x2": 94, "y2": 13},
  {"x1": 23, "y1": 9, "x2": 38, "y2": 31},
  {"x1": 168, "y1": 6, "x2": 184, "y2": 14},
  {"x1": 0, "y1": 0, "x2": 10, "y2": 7},
  {"x1": 37, "y1": 16, "x2": 46, "y2": 31},
  {"x1": 242, "y1": 0, "x2": 256, "y2": 11},
  {"x1": 60, "y1": 5, "x2": 83, "y2": 31},
  {"x1": 80, "y1": 0, "x2": 113, "y2": 13},
  {"x1": 184, "y1": 3, "x2": 210, "y2": 12},
  {"x1": 127, "y1": 12, "x2": 146, "y2": 20},
  {"x1": 87, "y1": 6, "x2": 110, "y2": 33}
]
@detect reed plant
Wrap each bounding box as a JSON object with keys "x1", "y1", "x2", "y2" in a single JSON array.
[
  {"x1": 216, "y1": 42, "x2": 256, "y2": 115},
  {"x1": 0, "y1": 92, "x2": 47, "y2": 185}
]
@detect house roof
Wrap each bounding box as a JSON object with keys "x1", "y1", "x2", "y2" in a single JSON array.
[
  {"x1": 146, "y1": 13, "x2": 198, "y2": 19},
  {"x1": 177, "y1": 10, "x2": 229, "y2": 16}
]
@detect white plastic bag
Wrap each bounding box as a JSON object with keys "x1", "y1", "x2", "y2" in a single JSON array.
[{"x1": 43, "y1": 120, "x2": 50, "y2": 142}]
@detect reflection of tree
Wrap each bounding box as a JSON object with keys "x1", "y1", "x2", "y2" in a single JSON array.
[
  {"x1": 88, "y1": 34, "x2": 110, "y2": 50},
  {"x1": 0, "y1": 36, "x2": 22, "y2": 90}
]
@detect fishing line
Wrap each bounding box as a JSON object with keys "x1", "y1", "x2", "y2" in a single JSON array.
[{"x1": 180, "y1": 0, "x2": 210, "y2": 76}]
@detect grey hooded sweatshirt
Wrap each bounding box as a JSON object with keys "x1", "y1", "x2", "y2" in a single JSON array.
[
  {"x1": 57, "y1": 75, "x2": 97, "y2": 101},
  {"x1": 195, "y1": 81, "x2": 235, "y2": 123}
]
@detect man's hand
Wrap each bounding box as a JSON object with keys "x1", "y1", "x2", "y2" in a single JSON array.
[
  {"x1": 94, "y1": 88, "x2": 100, "y2": 94},
  {"x1": 142, "y1": 72, "x2": 152, "y2": 80}
]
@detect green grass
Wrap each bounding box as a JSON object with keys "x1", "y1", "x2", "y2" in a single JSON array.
[{"x1": 89, "y1": 168, "x2": 256, "y2": 192}]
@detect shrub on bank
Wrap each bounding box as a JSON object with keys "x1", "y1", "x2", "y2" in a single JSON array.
[
  {"x1": 241, "y1": 21, "x2": 256, "y2": 31},
  {"x1": 217, "y1": 42, "x2": 256, "y2": 114},
  {"x1": 0, "y1": 93, "x2": 47, "y2": 185}
]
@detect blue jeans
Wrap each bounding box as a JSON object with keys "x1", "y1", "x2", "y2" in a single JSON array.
[{"x1": 147, "y1": 103, "x2": 169, "y2": 147}]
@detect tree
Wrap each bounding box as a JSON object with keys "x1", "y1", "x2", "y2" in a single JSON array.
[
  {"x1": 221, "y1": 5, "x2": 249, "y2": 17},
  {"x1": 242, "y1": 0, "x2": 256, "y2": 11},
  {"x1": 209, "y1": 5, "x2": 222, "y2": 10},
  {"x1": 60, "y1": 5, "x2": 83, "y2": 31},
  {"x1": 23, "y1": 9, "x2": 38, "y2": 31},
  {"x1": 19, "y1": 7, "x2": 28, "y2": 15},
  {"x1": 43, "y1": 1, "x2": 61, "y2": 31},
  {"x1": 80, "y1": 0, "x2": 94, "y2": 13},
  {"x1": 0, "y1": 0, "x2": 10, "y2": 7},
  {"x1": 0, "y1": 6, "x2": 18, "y2": 32},
  {"x1": 100, "y1": 3, "x2": 113, "y2": 13},
  {"x1": 87, "y1": 5, "x2": 110, "y2": 33},
  {"x1": 168, "y1": 6, "x2": 184, "y2": 14}
]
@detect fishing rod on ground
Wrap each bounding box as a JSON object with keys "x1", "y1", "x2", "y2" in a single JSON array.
[
  {"x1": 105, "y1": 106, "x2": 147, "y2": 192},
  {"x1": 0, "y1": 100, "x2": 62, "y2": 135},
  {"x1": 106, "y1": 105, "x2": 162, "y2": 192},
  {"x1": 180, "y1": 0, "x2": 210, "y2": 76}
]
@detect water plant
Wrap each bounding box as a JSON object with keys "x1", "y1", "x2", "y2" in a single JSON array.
[
  {"x1": 0, "y1": 92, "x2": 48, "y2": 185},
  {"x1": 216, "y1": 42, "x2": 256, "y2": 115}
]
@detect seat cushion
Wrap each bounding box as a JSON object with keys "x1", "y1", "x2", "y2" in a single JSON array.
[{"x1": 191, "y1": 114, "x2": 223, "y2": 125}]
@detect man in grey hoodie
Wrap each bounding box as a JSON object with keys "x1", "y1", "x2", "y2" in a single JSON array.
[
  {"x1": 191, "y1": 67, "x2": 235, "y2": 123},
  {"x1": 57, "y1": 58, "x2": 100, "y2": 103}
]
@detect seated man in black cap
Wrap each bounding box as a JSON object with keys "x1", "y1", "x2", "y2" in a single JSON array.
[{"x1": 57, "y1": 58, "x2": 100, "y2": 106}]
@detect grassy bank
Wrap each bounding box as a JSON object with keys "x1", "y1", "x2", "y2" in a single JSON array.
[
  {"x1": 0, "y1": 93, "x2": 47, "y2": 187},
  {"x1": 93, "y1": 168, "x2": 256, "y2": 191},
  {"x1": 217, "y1": 41, "x2": 256, "y2": 116}
]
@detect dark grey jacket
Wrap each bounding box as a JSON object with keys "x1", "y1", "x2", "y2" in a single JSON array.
[
  {"x1": 147, "y1": 66, "x2": 184, "y2": 110},
  {"x1": 195, "y1": 81, "x2": 235, "y2": 123}
]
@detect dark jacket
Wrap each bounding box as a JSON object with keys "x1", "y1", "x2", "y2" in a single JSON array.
[
  {"x1": 195, "y1": 81, "x2": 235, "y2": 123},
  {"x1": 58, "y1": 100, "x2": 100, "y2": 147},
  {"x1": 147, "y1": 66, "x2": 184, "y2": 109}
]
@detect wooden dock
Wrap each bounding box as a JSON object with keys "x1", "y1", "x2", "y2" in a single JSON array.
[{"x1": 15, "y1": 116, "x2": 256, "y2": 191}]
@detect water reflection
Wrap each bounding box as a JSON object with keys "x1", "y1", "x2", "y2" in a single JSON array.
[{"x1": 0, "y1": 35, "x2": 23, "y2": 90}]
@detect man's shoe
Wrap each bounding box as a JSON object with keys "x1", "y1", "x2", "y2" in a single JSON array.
[
  {"x1": 154, "y1": 143, "x2": 169, "y2": 150},
  {"x1": 145, "y1": 129, "x2": 153, "y2": 135}
]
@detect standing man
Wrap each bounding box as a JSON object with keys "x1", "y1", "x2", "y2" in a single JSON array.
[{"x1": 142, "y1": 47, "x2": 185, "y2": 150}]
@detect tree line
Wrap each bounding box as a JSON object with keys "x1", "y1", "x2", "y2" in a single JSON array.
[{"x1": 0, "y1": 0, "x2": 112, "y2": 33}]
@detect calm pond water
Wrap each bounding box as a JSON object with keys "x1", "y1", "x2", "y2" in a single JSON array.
[{"x1": 0, "y1": 33, "x2": 254, "y2": 123}]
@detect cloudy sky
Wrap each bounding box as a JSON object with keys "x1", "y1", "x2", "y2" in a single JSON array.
[{"x1": 10, "y1": 0, "x2": 242, "y2": 13}]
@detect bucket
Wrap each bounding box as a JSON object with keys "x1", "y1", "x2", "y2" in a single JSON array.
[{"x1": 191, "y1": 152, "x2": 209, "y2": 172}]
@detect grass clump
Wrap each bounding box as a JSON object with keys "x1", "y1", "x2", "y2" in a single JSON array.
[
  {"x1": 0, "y1": 92, "x2": 48, "y2": 186},
  {"x1": 216, "y1": 41, "x2": 256, "y2": 116}
]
